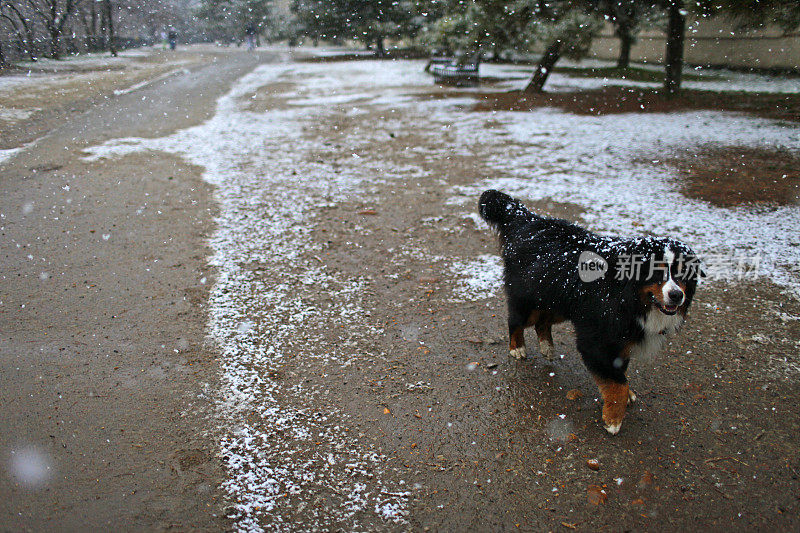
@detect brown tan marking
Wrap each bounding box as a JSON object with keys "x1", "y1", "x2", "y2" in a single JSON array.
[
  {"x1": 509, "y1": 310, "x2": 567, "y2": 360},
  {"x1": 509, "y1": 327, "x2": 525, "y2": 350},
  {"x1": 639, "y1": 279, "x2": 688, "y2": 310},
  {"x1": 534, "y1": 312, "x2": 563, "y2": 360},
  {"x1": 509, "y1": 326, "x2": 526, "y2": 359},
  {"x1": 593, "y1": 375, "x2": 630, "y2": 435}
]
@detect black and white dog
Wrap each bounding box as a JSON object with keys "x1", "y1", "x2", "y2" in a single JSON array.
[{"x1": 479, "y1": 190, "x2": 702, "y2": 434}]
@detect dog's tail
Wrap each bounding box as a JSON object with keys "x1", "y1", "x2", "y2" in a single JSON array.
[{"x1": 479, "y1": 190, "x2": 535, "y2": 235}]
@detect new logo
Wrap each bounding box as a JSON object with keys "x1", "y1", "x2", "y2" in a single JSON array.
[{"x1": 578, "y1": 251, "x2": 608, "y2": 282}]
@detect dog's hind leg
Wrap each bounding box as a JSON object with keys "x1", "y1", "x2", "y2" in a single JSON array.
[
  {"x1": 534, "y1": 315, "x2": 555, "y2": 360},
  {"x1": 508, "y1": 324, "x2": 526, "y2": 360},
  {"x1": 508, "y1": 305, "x2": 534, "y2": 360}
]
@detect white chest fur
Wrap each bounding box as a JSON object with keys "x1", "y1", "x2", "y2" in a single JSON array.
[{"x1": 630, "y1": 309, "x2": 684, "y2": 359}]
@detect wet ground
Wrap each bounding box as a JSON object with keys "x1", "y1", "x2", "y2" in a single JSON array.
[
  {"x1": 2, "y1": 47, "x2": 800, "y2": 531},
  {"x1": 660, "y1": 146, "x2": 800, "y2": 207},
  {"x1": 468, "y1": 86, "x2": 800, "y2": 122},
  {"x1": 0, "y1": 47, "x2": 271, "y2": 531}
]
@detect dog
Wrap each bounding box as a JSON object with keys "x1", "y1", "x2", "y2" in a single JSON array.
[{"x1": 478, "y1": 190, "x2": 702, "y2": 434}]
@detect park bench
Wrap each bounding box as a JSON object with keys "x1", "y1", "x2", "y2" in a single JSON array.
[{"x1": 427, "y1": 54, "x2": 481, "y2": 86}]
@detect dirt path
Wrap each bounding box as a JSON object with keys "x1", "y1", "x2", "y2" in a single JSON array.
[
  {"x1": 2, "y1": 50, "x2": 800, "y2": 532},
  {"x1": 0, "y1": 47, "x2": 283, "y2": 531},
  {"x1": 220, "y1": 61, "x2": 800, "y2": 530}
]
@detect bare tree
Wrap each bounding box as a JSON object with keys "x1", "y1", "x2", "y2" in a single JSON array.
[
  {"x1": 1, "y1": 0, "x2": 39, "y2": 60},
  {"x1": 26, "y1": 0, "x2": 84, "y2": 59},
  {"x1": 77, "y1": 0, "x2": 99, "y2": 50}
]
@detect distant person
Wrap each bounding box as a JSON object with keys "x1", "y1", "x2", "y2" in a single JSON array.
[
  {"x1": 245, "y1": 24, "x2": 256, "y2": 51},
  {"x1": 168, "y1": 29, "x2": 177, "y2": 51},
  {"x1": 160, "y1": 31, "x2": 168, "y2": 50}
]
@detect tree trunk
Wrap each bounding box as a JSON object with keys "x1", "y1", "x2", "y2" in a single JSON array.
[
  {"x1": 100, "y1": 9, "x2": 107, "y2": 48},
  {"x1": 104, "y1": 0, "x2": 117, "y2": 56},
  {"x1": 375, "y1": 35, "x2": 385, "y2": 57},
  {"x1": 663, "y1": 0, "x2": 685, "y2": 97},
  {"x1": 49, "y1": 26, "x2": 61, "y2": 59},
  {"x1": 0, "y1": 40, "x2": 6, "y2": 68},
  {"x1": 616, "y1": 23, "x2": 632, "y2": 69},
  {"x1": 89, "y1": 1, "x2": 98, "y2": 50},
  {"x1": 491, "y1": 43, "x2": 500, "y2": 62},
  {"x1": 524, "y1": 39, "x2": 562, "y2": 93},
  {"x1": 91, "y1": 2, "x2": 97, "y2": 35}
]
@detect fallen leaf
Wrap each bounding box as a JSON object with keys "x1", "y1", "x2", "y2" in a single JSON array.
[
  {"x1": 561, "y1": 522, "x2": 577, "y2": 529},
  {"x1": 383, "y1": 407, "x2": 391, "y2": 415},
  {"x1": 358, "y1": 209, "x2": 378, "y2": 215},
  {"x1": 638, "y1": 471, "x2": 654, "y2": 487},
  {"x1": 586, "y1": 458, "x2": 600, "y2": 471},
  {"x1": 566, "y1": 389, "x2": 583, "y2": 400},
  {"x1": 631, "y1": 498, "x2": 645, "y2": 505},
  {"x1": 587, "y1": 485, "x2": 608, "y2": 505},
  {"x1": 465, "y1": 337, "x2": 483, "y2": 344}
]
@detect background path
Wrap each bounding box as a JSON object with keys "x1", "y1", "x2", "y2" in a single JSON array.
[{"x1": 0, "y1": 48, "x2": 282, "y2": 531}]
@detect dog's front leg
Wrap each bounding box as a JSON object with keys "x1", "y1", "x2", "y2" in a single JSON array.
[{"x1": 593, "y1": 376, "x2": 630, "y2": 435}]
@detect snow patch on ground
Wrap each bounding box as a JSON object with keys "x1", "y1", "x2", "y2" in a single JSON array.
[
  {"x1": 437, "y1": 107, "x2": 800, "y2": 298},
  {"x1": 112, "y1": 67, "x2": 187, "y2": 95},
  {"x1": 450, "y1": 254, "x2": 504, "y2": 302},
  {"x1": 0, "y1": 147, "x2": 24, "y2": 165},
  {"x1": 0, "y1": 108, "x2": 37, "y2": 122},
  {"x1": 84, "y1": 60, "x2": 412, "y2": 531}
]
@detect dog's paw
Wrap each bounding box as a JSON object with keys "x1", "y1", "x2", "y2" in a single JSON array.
[
  {"x1": 540, "y1": 341, "x2": 555, "y2": 360},
  {"x1": 598, "y1": 381, "x2": 629, "y2": 436},
  {"x1": 628, "y1": 388, "x2": 637, "y2": 403},
  {"x1": 510, "y1": 347, "x2": 527, "y2": 360}
]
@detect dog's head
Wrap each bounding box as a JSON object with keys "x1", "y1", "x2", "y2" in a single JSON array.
[{"x1": 632, "y1": 239, "x2": 703, "y2": 316}]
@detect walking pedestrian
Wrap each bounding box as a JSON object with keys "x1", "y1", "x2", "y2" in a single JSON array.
[{"x1": 245, "y1": 24, "x2": 256, "y2": 51}]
